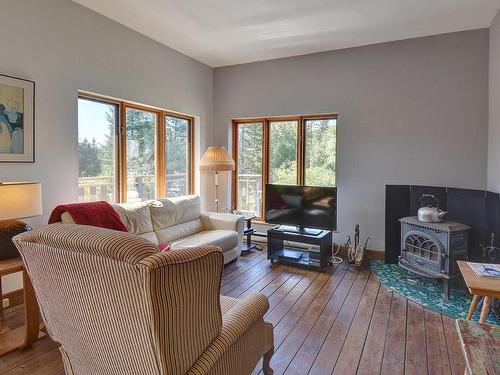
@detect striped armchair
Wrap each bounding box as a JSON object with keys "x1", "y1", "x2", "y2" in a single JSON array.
[{"x1": 13, "y1": 224, "x2": 274, "y2": 375}]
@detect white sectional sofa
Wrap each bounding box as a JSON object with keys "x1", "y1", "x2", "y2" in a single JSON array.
[{"x1": 62, "y1": 195, "x2": 244, "y2": 264}]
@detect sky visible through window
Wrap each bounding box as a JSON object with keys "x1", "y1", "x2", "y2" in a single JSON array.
[{"x1": 78, "y1": 98, "x2": 111, "y2": 145}]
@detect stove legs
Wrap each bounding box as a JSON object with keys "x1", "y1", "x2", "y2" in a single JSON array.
[{"x1": 443, "y1": 278, "x2": 450, "y2": 300}]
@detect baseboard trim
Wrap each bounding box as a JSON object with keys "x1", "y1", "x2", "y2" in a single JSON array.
[
  {"x1": 2, "y1": 288, "x2": 23, "y2": 308},
  {"x1": 366, "y1": 249, "x2": 385, "y2": 260}
]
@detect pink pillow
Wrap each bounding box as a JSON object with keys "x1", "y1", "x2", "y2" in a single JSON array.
[{"x1": 159, "y1": 243, "x2": 171, "y2": 252}]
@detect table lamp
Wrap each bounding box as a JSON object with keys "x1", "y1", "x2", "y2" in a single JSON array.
[
  {"x1": 200, "y1": 146, "x2": 235, "y2": 212},
  {"x1": 0, "y1": 182, "x2": 42, "y2": 260}
]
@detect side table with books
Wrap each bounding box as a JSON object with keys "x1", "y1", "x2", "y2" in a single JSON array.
[{"x1": 457, "y1": 260, "x2": 500, "y2": 323}]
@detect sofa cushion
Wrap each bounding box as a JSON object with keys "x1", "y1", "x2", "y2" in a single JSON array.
[
  {"x1": 171, "y1": 230, "x2": 238, "y2": 253},
  {"x1": 150, "y1": 195, "x2": 201, "y2": 230},
  {"x1": 139, "y1": 231, "x2": 159, "y2": 245},
  {"x1": 155, "y1": 219, "x2": 204, "y2": 243},
  {"x1": 112, "y1": 202, "x2": 153, "y2": 235}
]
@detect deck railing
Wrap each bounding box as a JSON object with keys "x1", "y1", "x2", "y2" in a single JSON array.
[
  {"x1": 237, "y1": 174, "x2": 262, "y2": 216},
  {"x1": 78, "y1": 174, "x2": 188, "y2": 202},
  {"x1": 79, "y1": 173, "x2": 261, "y2": 213}
]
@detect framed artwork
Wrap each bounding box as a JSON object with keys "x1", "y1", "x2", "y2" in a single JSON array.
[{"x1": 0, "y1": 73, "x2": 35, "y2": 163}]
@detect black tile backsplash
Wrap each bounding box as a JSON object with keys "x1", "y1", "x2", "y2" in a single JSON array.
[{"x1": 385, "y1": 185, "x2": 410, "y2": 264}]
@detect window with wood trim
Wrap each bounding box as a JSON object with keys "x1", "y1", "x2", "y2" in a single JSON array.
[
  {"x1": 77, "y1": 93, "x2": 194, "y2": 203},
  {"x1": 232, "y1": 114, "x2": 337, "y2": 219}
]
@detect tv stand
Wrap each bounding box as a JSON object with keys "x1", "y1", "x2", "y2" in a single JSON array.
[
  {"x1": 277, "y1": 225, "x2": 322, "y2": 236},
  {"x1": 267, "y1": 226, "x2": 332, "y2": 269}
]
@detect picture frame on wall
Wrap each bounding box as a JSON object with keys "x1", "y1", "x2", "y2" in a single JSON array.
[{"x1": 0, "y1": 73, "x2": 35, "y2": 163}]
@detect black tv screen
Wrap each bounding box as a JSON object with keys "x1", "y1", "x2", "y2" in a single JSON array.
[{"x1": 265, "y1": 184, "x2": 337, "y2": 230}]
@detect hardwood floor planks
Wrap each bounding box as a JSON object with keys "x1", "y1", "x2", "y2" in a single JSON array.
[
  {"x1": 269, "y1": 263, "x2": 348, "y2": 375},
  {"x1": 331, "y1": 272, "x2": 381, "y2": 375},
  {"x1": 1, "y1": 250, "x2": 466, "y2": 375},
  {"x1": 264, "y1": 268, "x2": 308, "y2": 312},
  {"x1": 228, "y1": 264, "x2": 297, "y2": 299},
  {"x1": 380, "y1": 292, "x2": 408, "y2": 375},
  {"x1": 441, "y1": 315, "x2": 465, "y2": 375},
  {"x1": 284, "y1": 267, "x2": 360, "y2": 375},
  {"x1": 307, "y1": 269, "x2": 371, "y2": 375},
  {"x1": 356, "y1": 285, "x2": 393, "y2": 375},
  {"x1": 425, "y1": 308, "x2": 452, "y2": 375},
  {"x1": 405, "y1": 301, "x2": 428, "y2": 375}
]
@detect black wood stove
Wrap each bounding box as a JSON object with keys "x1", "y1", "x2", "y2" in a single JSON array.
[{"x1": 399, "y1": 217, "x2": 470, "y2": 299}]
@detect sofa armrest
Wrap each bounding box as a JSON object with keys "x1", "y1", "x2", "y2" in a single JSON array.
[
  {"x1": 188, "y1": 293, "x2": 272, "y2": 374},
  {"x1": 200, "y1": 212, "x2": 244, "y2": 250}
]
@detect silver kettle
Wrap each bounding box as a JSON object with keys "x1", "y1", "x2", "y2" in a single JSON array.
[{"x1": 417, "y1": 194, "x2": 447, "y2": 223}]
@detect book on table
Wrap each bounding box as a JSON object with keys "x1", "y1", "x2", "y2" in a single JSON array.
[{"x1": 467, "y1": 262, "x2": 500, "y2": 278}]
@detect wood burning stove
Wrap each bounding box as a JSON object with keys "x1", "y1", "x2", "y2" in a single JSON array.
[{"x1": 399, "y1": 217, "x2": 470, "y2": 299}]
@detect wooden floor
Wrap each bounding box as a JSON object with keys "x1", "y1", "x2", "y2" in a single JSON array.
[{"x1": 0, "y1": 249, "x2": 465, "y2": 375}]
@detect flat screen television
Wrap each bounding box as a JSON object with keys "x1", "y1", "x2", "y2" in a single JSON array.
[{"x1": 265, "y1": 184, "x2": 337, "y2": 232}]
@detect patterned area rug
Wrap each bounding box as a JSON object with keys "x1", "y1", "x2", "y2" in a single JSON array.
[{"x1": 369, "y1": 260, "x2": 500, "y2": 325}]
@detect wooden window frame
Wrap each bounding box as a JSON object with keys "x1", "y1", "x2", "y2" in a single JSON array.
[
  {"x1": 232, "y1": 113, "x2": 338, "y2": 221},
  {"x1": 78, "y1": 91, "x2": 195, "y2": 203}
]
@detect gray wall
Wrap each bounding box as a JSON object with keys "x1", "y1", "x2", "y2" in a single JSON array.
[
  {"x1": 488, "y1": 11, "x2": 500, "y2": 192},
  {"x1": 0, "y1": 0, "x2": 213, "y2": 291},
  {"x1": 214, "y1": 30, "x2": 490, "y2": 250}
]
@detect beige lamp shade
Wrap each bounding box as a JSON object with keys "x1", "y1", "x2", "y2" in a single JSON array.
[
  {"x1": 0, "y1": 182, "x2": 42, "y2": 221},
  {"x1": 199, "y1": 146, "x2": 235, "y2": 172}
]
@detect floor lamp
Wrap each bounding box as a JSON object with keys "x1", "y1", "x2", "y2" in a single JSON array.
[{"x1": 200, "y1": 146, "x2": 235, "y2": 212}]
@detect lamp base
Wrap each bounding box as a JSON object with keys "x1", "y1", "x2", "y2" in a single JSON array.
[{"x1": 0, "y1": 220, "x2": 32, "y2": 261}]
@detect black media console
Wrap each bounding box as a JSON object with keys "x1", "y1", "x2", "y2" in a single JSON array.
[{"x1": 267, "y1": 225, "x2": 332, "y2": 269}]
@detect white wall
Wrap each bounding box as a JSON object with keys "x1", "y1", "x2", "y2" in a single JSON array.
[
  {"x1": 488, "y1": 11, "x2": 500, "y2": 192},
  {"x1": 0, "y1": 0, "x2": 214, "y2": 292},
  {"x1": 214, "y1": 30, "x2": 490, "y2": 250}
]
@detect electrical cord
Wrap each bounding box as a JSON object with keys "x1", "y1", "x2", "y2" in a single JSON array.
[{"x1": 330, "y1": 243, "x2": 343, "y2": 265}]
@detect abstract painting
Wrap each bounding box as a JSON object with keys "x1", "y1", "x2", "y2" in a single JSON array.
[{"x1": 0, "y1": 74, "x2": 35, "y2": 162}]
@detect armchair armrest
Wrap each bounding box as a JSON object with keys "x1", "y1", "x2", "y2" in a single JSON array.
[
  {"x1": 188, "y1": 293, "x2": 272, "y2": 374},
  {"x1": 200, "y1": 212, "x2": 244, "y2": 250}
]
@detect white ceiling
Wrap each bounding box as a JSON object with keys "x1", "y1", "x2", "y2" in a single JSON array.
[{"x1": 73, "y1": 0, "x2": 500, "y2": 67}]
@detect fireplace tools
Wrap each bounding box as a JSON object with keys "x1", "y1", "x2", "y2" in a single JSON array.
[
  {"x1": 480, "y1": 233, "x2": 500, "y2": 262},
  {"x1": 346, "y1": 225, "x2": 370, "y2": 268}
]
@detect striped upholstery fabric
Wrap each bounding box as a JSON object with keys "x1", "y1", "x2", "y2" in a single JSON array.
[{"x1": 13, "y1": 224, "x2": 274, "y2": 375}]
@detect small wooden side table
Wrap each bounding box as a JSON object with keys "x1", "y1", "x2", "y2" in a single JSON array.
[
  {"x1": 0, "y1": 257, "x2": 43, "y2": 356},
  {"x1": 455, "y1": 319, "x2": 500, "y2": 375},
  {"x1": 457, "y1": 260, "x2": 500, "y2": 323}
]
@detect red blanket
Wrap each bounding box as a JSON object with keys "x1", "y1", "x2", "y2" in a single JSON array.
[{"x1": 48, "y1": 201, "x2": 128, "y2": 232}]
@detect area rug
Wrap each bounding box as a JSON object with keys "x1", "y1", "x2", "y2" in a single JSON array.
[{"x1": 369, "y1": 260, "x2": 500, "y2": 325}]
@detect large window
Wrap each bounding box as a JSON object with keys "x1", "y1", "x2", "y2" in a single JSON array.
[
  {"x1": 304, "y1": 118, "x2": 337, "y2": 187},
  {"x1": 232, "y1": 114, "x2": 337, "y2": 218},
  {"x1": 236, "y1": 122, "x2": 263, "y2": 217},
  {"x1": 165, "y1": 115, "x2": 191, "y2": 197},
  {"x1": 78, "y1": 98, "x2": 118, "y2": 202},
  {"x1": 125, "y1": 108, "x2": 157, "y2": 202},
  {"x1": 269, "y1": 120, "x2": 298, "y2": 185},
  {"x1": 78, "y1": 93, "x2": 194, "y2": 203}
]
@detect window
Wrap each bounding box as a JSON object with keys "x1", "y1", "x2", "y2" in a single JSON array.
[
  {"x1": 236, "y1": 122, "x2": 263, "y2": 217},
  {"x1": 77, "y1": 93, "x2": 194, "y2": 203},
  {"x1": 78, "y1": 97, "x2": 118, "y2": 202},
  {"x1": 304, "y1": 118, "x2": 337, "y2": 186},
  {"x1": 125, "y1": 108, "x2": 157, "y2": 202},
  {"x1": 165, "y1": 115, "x2": 191, "y2": 197},
  {"x1": 269, "y1": 120, "x2": 298, "y2": 185},
  {"x1": 232, "y1": 114, "x2": 337, "y2": 219}
]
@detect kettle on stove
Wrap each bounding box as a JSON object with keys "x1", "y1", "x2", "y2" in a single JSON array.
[{"x1": 417, "y1": 194, "x2": 447, "y2": 223}]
